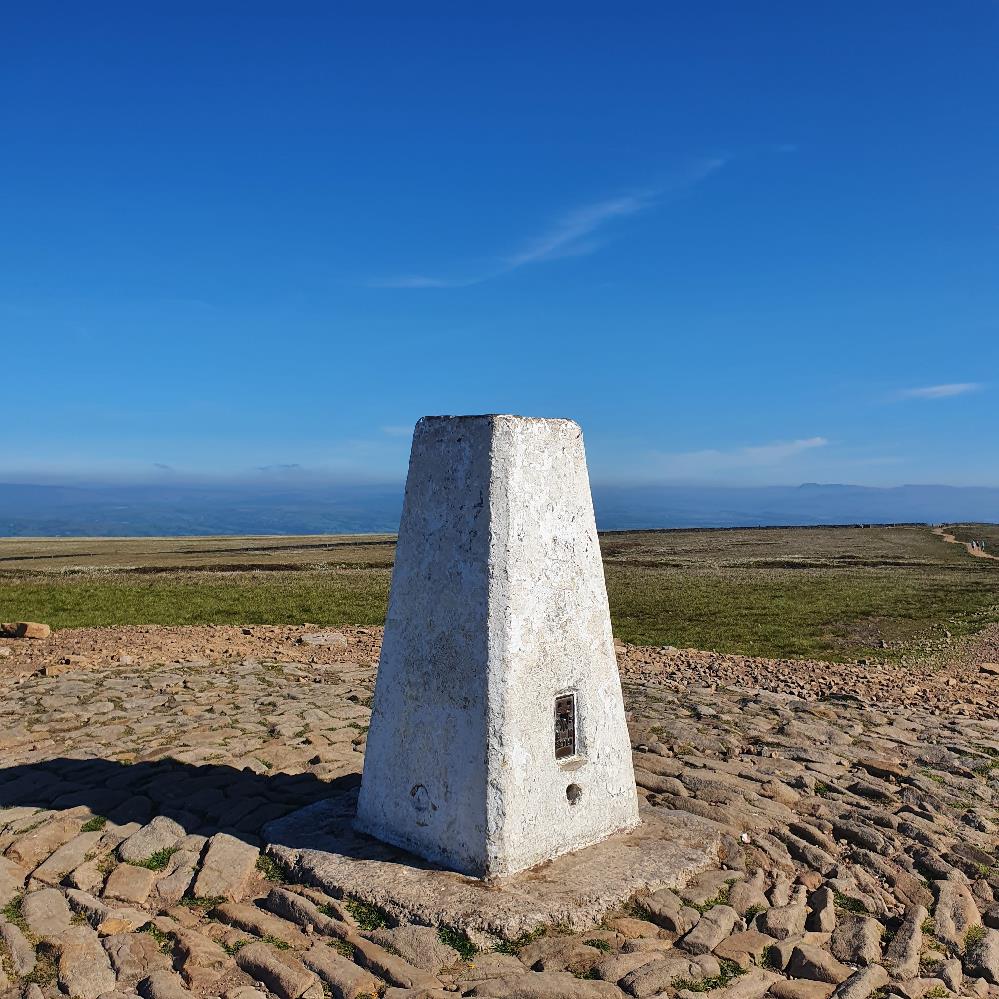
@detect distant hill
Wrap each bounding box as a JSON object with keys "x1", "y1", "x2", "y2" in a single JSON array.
[
  {"x1": 0, "y1": 481, "x2": 995, "y2": 536},
  {"x1": 593, "y1": 483, "x2": 999, "y2": 531}
]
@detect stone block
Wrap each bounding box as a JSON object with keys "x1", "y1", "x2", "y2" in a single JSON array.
[{"x1": 355, "y1": 415, "x2": 639, "y2": 878}]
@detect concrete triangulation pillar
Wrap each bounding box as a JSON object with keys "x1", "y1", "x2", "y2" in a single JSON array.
[{"x1": 354, "y1": 415, "x2": 640, "y2": 878}]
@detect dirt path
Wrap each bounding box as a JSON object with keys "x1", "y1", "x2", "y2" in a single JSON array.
[{"x1": 932, "y1": 523, "x2": 999, "y2": 560}]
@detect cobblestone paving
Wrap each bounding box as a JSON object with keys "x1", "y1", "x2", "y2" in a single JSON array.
[{"x1": 1, "y1": 627, "x2": 998, "y2": 999}]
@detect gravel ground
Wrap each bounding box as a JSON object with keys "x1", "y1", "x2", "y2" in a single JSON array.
[{"x1": 1, "y1": 625, "x2": 997, "y2": 999}]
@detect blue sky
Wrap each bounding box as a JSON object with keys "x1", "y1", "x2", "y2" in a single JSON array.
[{"x1": 3, "y1": 2, "x2": 997, "y2": 487}]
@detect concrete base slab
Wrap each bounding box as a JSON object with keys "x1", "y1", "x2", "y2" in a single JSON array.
[{"x1": 264, "y1": 789, "x2": 721, "y2": 940}]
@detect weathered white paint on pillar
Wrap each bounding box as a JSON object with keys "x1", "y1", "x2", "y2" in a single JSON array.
[{"x1": 355, "y1": 415, "x2": 639, "y2": 878}]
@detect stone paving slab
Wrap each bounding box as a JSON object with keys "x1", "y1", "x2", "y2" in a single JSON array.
[
  {"x1": 1, "y1": 625, "x2": 999, "y2": 999},
  {"x1": 266, "y1": 790, "x2": 722, "y2": 939}
]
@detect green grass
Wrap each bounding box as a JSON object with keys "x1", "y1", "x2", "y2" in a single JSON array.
[
  {"x1": 947, "y1": 524, "x2": 999, "y2": 551},
  {"x1": 672, "y1": 958, "x2": 746, "y2": 991},
  {"x1": 494, "y1": 926, "x2": 549, "y2": 955},
  {"x1": 256, "y1": 855, "x2": 287, "y2": 883},
  {"x1": 178, "y1": 894, "x2": 226, "y2": 909},
  {"x1": 681, "y1": 880, "x2": 736, "y2": 914},
  {"x1": 80, "y1": 815, "x2": 108, "y2": 832},
  {"x1": 965, "y1": 925, "x2": 986, "y2": 949},
  {"x1": 23, "y1": 944, "x2": 58, "y2": 986},
  {"x1": 1, "y1": 895, "x2": 29, "y2": 935},
  {"x1": 439, "y1": 926, "x2": 478, "y2": 960},
  {"x1": 834, "y1": 891, "x2": 870, "y2": 914},
  {"x1": 327, "y1": 938, "x2": 358, "y2": 959},
  {"x1": 605, "y1": 562, "x2": 999, "y2": 660},
  {"x1": 0, "y1": 569, "x2": 390, "y2": 630},
  {"x1": 262, "y1": 935, "x2": 292, "y2": 950},
  {"x1": 142, "y1": 924, "x2": 174, "y2": 954},
  {"x1": 3, "y1": 525, "x2": 997, "y2": 662},
  {"x1": 343, "y1": 897, "x2": 391, "y2": 931},
  {"x1": 128, "y1": 846, "x2": 179, "y2": 871}
]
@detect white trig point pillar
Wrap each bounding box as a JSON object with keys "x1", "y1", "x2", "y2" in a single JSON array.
[{"x1": 355, "y1": 414, "x2": 640, "y2": 878}]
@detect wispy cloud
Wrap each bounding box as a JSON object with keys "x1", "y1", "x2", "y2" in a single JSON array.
[
  {"x1": 649, "y1": 436, "x2": 828, "y2": 477},
  {"x1": 372, "y1": 157, "x2": 726, "y2": 289},
  {"x1": 370, "y1": 275, "x2": 478, "y2": 289},
  {"x1": 381, "y1": 425, "x2": 413, "y2": 437},
  {"x1": 503, "y1": 191, "x2": 654, "y2": 269},
  {"x1": 897, "y1": 383, "x2": 983, "y2": 400}
]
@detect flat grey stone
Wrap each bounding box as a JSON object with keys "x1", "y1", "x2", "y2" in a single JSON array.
[
  {"x1": 0, "y1": 857, "x2": 26, "y2": 908},
  {"x1": 678, "y1": 904, "x2": 738, "y2": 954},
  {"x1": 138, "y1": 971, "x2": 193, "y2": 999},
  {"x1": 466, "y1": 972, "x2": 625, "y2": 999},
  {"x1": 831, "y1": 965, "x2": 889, "y2": 999},
  {"x1": 235, "y1": 942, "x2": 323, "y2": 999},
  {"x1": 300, "y1": 631, "x2": 349, "y2": 650},
  {"x1": 58, "y1": 925, "x2": 117, "y2": 999},
  {"x1": 933, "y1": 878, "x2": 981, "y2": 951},
  {"x1": 22, "y1": 886, "x2": 73, "y2": 938},
  {"x1": 884, "y1": 905, "x2": 927, "y2": 980},
  {"x1": 759, "y1": 901, "x2": 808, "y2": 940},
  {"x1": 302, "y1": 943, "x2": 383, "y2": 999},
  {"x1": 965, "y1": 928, "x2": 999, "y2": 985},
  {"x1": 118, "y1": 816, "x2": 185, "y2": 864},
  {"x1": 191, "y1": 832, "x2": 259, "y2": 901},
  {"x1": 368, "y1": 924, "x2": 460, "y2": 973},
  {"x1": 103, "y1": 931, "x2": 173, "y2": 981},
  {"x1": 266, "y1": 792, "x2": 721, "y2": 939},
  {"x1": 786, "y1": 944, "x2": 852, "y2": 985},
  {"x1": 0, "y1": 918, "x2": 36, "y2": 977},
  {"x1": 830, "y1": 914, "x2": 882, "y2": 966}
]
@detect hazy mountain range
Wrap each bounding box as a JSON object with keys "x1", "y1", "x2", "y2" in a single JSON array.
[{"x1": 0, "y1": 482, "x2": 996, "y2": 537}]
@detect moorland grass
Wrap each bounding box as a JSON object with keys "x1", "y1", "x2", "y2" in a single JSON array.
[
  {"x1": 0, "y1": 569, "x2": 391, "y2": 629},
  {"x1": 948, "y1": 523, "x2": 999, "y2": 550},
  {"x1": 2, "y1": 526, "x2": 997, "y2": 662},
  {"x1": 605, "y1": 562, "x2": 999, "y2": 660}
]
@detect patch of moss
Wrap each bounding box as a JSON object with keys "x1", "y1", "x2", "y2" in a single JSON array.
[
  {"x1": 329, "y1": 938, "x2": 357, "y2": 959},
  {"x1": 1, "y1": 895, "x2": 30, "y2": 935},
  {"x1": 833, "y1": 891, "x2": 868, "y2": 914},
  {"x1": 495, "y1": 926, "x2": 548, "y2": 955},
  {"x1": 965, "y1": 924, "x2": 986, "y2": 949},
  {"x1": 129, "y1": 846, "x2": 179, "y2": 871},
  {"x1": 439, "y1": 926, "x2": 478, "y2": 960},
  {"x1": 97, "y1": 854, "x2": 118, "y2": 876},
  {"x1": 343, "y1": 897, "x2": 391, "y2": 931},
  {"x1": 762, "y1": 945, "x2": 782, "y2": 970},
  {"x1": 142, "y1": 924, "x2": 174, "y2": 955},
  {"x1": 256, "y1": 855, "x2": 287, "y2": 883},
  {"x1": 262, "y1": 935, "x2": 291, "y2": 950},
  {"x1": 80, "y1": 815, "x2": 108, "y2": 833},
  {"x1": 672, "y1": 958, "x2": 746, "y2": 991},
  {"x1": 178, "y1": 894, "x2": 226, "y2": 909},
  {"x1": 684, "y1": 879, "x2": 737, "y2": 914},
  {"x1": 24, "y1": 943, "x2": 59, "y2": 985}
]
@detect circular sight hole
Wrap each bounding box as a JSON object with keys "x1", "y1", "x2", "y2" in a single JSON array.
[{"x1": 566, "y1": 783, "x2": 582, "y2": 805}]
